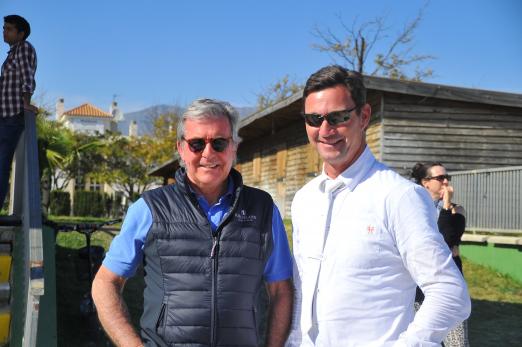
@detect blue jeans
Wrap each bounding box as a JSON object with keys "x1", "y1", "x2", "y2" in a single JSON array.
[{"x1": 0, "y1": 113, "x2": 25, "y2": 210}]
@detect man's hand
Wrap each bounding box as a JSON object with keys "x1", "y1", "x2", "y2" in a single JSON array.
[
  {"x1": 266, "y1": 279, "x2": 293, "y2": 347},
  {"x1": 23, "y1": 103, "x2": 38, "y2": 113},
  {"x1": 23, "y1": 93, "x2": 38, "y2": 114},
  {"x1": 92, "y1": 265, "x2": 143, "y2": 347}
]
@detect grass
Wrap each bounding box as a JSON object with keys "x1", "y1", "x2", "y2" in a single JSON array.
[
  {"x1": 465, "y1": 257, "x2": 522, "y2": 303},
  {"x1": 48, "y1": 215, "x2": 112, "y2": 223},
  {"x1": 55, "y1": 220, "x2": 522, "y2": 346}
]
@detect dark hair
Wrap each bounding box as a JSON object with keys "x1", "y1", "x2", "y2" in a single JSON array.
[
  {"x1": 4, "y1": 15, "x2": 31, "y2": 40},
  {"x1": 410, "y1": 162, "x2": 444, "y2": 185},
  {"x1": 303, "y1": 65, "x2": 367, "y2": 112}
]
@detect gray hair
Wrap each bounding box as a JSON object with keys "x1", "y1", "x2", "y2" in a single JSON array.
[{"x1": 177, "y1": 98, "x2": 242, "y2": 144}]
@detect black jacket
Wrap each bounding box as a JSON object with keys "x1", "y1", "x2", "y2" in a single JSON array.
[{"x1": 140, "y1": 168, "x2": 274, "y2": 347}]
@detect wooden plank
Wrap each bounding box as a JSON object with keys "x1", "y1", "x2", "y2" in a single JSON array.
[
  {"x1": 384, "y1": 104, "x2": 521, "y2": 116},
  {"x1": 384, "y1": 118, "x2": 522, "y2": 130},
  {"x1": 383, "y1": 132, "x2": 522, "y2": 145},
  {"x1": 384, "y1": 139, "x2": 522, "y2": 151},
  {"x1": 383, "y1": 154, "x2": 519, "y2": 165},
  {"x1": 384, "y1": 125, "x2": 521, "y2": 137},
  {"x1": 383, "y1": 146, "x2": 522, "y2": 158},
  {"x1": 364, "y1": 75, "x2": 522, "y2": 108},
  {"x1": 384, "y1": 161, "x2": 513, "y2": 173},
  {"x1": 385, "y1": 112, "x2": 522, "y2": 124},
  {"x1": 276, "y1": 144, "x2": 287, "y2": 179}
]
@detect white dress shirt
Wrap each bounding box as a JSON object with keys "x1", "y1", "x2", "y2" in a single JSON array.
[{"x1": 286, "y1": 146, "x2": 471, "y2": 347}]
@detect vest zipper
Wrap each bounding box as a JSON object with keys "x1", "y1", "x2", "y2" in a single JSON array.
[
  {"x1": 210, "y1": 234, "x2": 219, "y2": 347},
  {"x1": 208, "y1": 181, "x2": 240, "y2": 347},
  {"x1": 210, "y1": 237, "x2": 218, "y2": 258}
]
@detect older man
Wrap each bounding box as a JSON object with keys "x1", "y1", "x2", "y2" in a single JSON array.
[
  {"x1": 93, "y1": 99, "x2": 293, "y2": 347},
  {"x1": 286, "y1": 66, "x2": 470, "y2": 346}
]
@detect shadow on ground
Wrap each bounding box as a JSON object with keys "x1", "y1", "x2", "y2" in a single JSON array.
[
  {"x1": 56, "y1": 244, "x2": 144, "y2": 346},
  {"x1": 469, "y1": 298, "x2": 522, "y2": 346},
  {"x1": 57, "y1": 243, "x2": 522, "y2": 347}
]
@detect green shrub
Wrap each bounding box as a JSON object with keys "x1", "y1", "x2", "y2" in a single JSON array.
[
  {"x1": 50, "y1": 190, "x2": 71, "y2": 216},
  {"x1": 106, "y1": 193, "x2": 123, "y2": 218},
  {"x1": 73, "y1": 190, "x2": 106, "y2": 217}
]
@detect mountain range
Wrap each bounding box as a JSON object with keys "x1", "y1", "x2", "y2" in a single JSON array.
[{"x1": 117, "y1": 104, "x2": 256, "y2": 136}]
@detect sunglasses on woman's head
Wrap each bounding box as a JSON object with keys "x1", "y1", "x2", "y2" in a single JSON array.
[
  {"x1": 426, "y1": 174, "x2": 451, "y2": 182},
  {"x1": 182, "y1": 137, "x2": 231, "y2": 153},
  {"x1": 302, "y1": 106, "x2": 357, "y2": 127}
]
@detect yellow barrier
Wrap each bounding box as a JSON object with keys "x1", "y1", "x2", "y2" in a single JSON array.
[
  {"x1": 0, "y1": 256, "x2": 11, "y2": 283},
  {"x1": 0, "y1": 309, "x2": 10, "y2": 344}
]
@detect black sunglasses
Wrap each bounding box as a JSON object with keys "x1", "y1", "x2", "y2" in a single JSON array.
[
  {"x1": 426, "y1": 174, "x2": 451, "y2": 182},
  {"x1": 183, "y1": 137, "x2": 231, "y2": 153},
  {"x1": 302, "y1": 106, "x2": 357, "y2": 127}
]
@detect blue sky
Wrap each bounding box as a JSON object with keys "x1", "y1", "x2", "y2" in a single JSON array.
[{"x1": 2, "y1": 0, "x2": 521, "y2": 113}]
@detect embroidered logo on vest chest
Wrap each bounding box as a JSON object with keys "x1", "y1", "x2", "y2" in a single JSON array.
[{"x1": 234, "y1": 209, "x2": 257, "y2": 223}]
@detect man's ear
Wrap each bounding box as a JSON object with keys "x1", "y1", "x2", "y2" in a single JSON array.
[
  {"x1": 15, "y1": 30, "x2": 25, "y2": 42},
  {"x1": 360, "y1": 103, "x2": 372, "y2": 130}
]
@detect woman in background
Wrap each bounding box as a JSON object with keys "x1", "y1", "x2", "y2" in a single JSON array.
[{"x1": 411, "y1": 162, "x2": 469, "y2": 347}]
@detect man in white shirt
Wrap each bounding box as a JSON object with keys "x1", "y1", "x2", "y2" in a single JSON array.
[{"x1": 286, "y1": 65, "x2": 471, "y2": 347}]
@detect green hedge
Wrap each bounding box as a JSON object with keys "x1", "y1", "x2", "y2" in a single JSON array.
[
  {"x1": 73, "y1": 190, "x2": 106, "y2": 217},
  {"x1": 50, "y1": 190, "x2": 71, "y2": 216},
  {"x1": 106, "y1": 194, "x2": 123, "y2": 218}
]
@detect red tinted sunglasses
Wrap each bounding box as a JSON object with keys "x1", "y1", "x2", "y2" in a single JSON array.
[{"x1": 182, "y1": 137, "x2": 231, "y2": 153}]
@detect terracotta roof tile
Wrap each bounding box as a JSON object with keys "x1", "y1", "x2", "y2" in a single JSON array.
[{"x1": 63, "y1": 103, "x2": 112, "y2": 118}]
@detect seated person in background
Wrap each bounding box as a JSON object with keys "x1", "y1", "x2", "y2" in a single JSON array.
[{"x1": 411, "y1": 162, "x2": 469, "y2": 347}]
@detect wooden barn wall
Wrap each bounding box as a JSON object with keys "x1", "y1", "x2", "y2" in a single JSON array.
[
  {"x1": 381, "y1": 93, "x2": 522, "y2": 175},
  {"x1": 366, "y1": 91, "x2": 384, "y2": 160},
  {"x1": 237, "y1": 121, "x2": 310, "y2": 218}
]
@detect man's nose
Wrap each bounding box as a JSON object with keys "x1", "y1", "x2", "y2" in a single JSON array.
[
  {"x1": 201, "y1": 142, "x2": 216, "y2": 156},
  {"x1": 318, "y1": 119, "x2": 337, "y2": 135}
]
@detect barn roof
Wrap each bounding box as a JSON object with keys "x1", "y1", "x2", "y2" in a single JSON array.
[
  {"x1": 239, "y1": 76, "x2": 522, "y2": 140},
  {"x1": 150, "y1": 76, "x2": 522, "y2": 177}
]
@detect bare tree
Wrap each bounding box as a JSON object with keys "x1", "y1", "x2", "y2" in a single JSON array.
[
  {"x1": 256, "y1": 74, "x2": 303, "y2": 111},
  {"x1": 312, "y1": 2, "x2": 433, "y2": 81}
]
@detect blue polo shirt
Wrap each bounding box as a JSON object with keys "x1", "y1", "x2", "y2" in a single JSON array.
[{"x1": 103, "y1": 183, "x2": 292, "y2": 283}]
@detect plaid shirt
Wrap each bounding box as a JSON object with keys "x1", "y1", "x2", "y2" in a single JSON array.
[{"x1": 0, "y1": 40, "x2": 37, "y2": 117}]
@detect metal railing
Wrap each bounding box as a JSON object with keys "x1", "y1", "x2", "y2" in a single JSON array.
[
  {"x1": 451, "y1": 166, "x2": 522, "y2": 234},
  {"x1": 9, "y1": 110, "x2": 44, "y2": 346}
]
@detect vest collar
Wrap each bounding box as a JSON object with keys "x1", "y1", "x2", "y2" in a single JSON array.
[{"x1": 175, "y1": 167, "x2": 244, "y2": 197}]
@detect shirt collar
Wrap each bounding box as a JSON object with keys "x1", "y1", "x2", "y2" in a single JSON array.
[
  {"x1": 318, "y1": 145, "x2": 376, "y2": 194},
  {"x1": 190, "y1": 176, "x2": 235, "y2": 207},
  {"x1": 7, "y1": 41, "x2": 22, "y2": 53}
]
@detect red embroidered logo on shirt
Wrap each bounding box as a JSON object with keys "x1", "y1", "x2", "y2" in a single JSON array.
[{"x1": 367, "y1": 225, "x2": 375, "y2": 234}]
